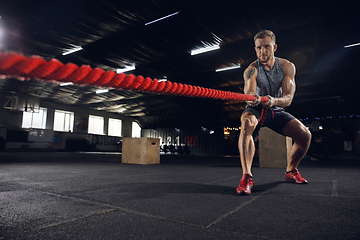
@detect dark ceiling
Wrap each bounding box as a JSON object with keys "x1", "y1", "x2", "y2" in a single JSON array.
[{"x1": 0, "y1": 0, "x2": 359, "y2": 128}]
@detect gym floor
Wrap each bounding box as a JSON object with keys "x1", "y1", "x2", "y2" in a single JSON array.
[{"x1": 1, "y1": 152, "x2": 359, "y2": 240}]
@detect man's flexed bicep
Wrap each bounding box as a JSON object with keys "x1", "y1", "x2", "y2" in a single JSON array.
[
  {"x1": 243, "y1": 64, "x2": 257, "y2": 94},
  {"x1": 264, "y1": 60, "x2": 296, "y2": 109},
  {"x1": 243, "y1": 63, "x2": 261, "y2": 106},
  {"x1": 279, "y1": 61, "x2": 296, "y2": 107}
]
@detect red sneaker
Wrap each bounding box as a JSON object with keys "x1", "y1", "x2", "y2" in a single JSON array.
[
  {"x1": 285, "y1": 169, "x2": 308, "y2": 184},
  {"x1": 236, "y1": 174, "x2": 254, "y2": 195}
]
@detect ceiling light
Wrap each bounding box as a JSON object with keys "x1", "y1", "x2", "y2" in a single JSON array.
[
  {"x1": 59, "y1": 82, "x2": 73, "y2": 86},
  {"x1": 116, "y1": 64, "x2": 135, "y2": 73},
  {"x1": 145, "y1": 11, "x2": 180, "y2": 26},
  {"x1": 158, "y1": 77, "x2": 167, "y2": 82},
  {"x1": 211, "y1": 33, "x2": 222, "y2": 44},
  {"x1": 215, "y1": 64, "x2": 241, "y2": 72},
  {"x1": 191, "y1": 45, "x2": 220, "y2": 56},
  {"x1": 344, "y1": 42, "x2": 360, "y2": 48},
  {"x1": 96, "y1": 89, "x2": 109, "y2": 94},
  {"x1": 62, "y1": 45, "x2": 83, "y2": 55}
]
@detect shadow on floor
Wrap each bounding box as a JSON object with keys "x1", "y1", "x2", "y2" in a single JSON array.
[
  {"x1": 252, "y1": 181, "x2": 284, "y2": 193},
  {"x1": 105, "y1": 182, "x2": 238, "y2": 200}
]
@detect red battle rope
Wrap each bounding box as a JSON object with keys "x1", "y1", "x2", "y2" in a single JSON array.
[{"x1": 0, "y1": 52, "x2": 268, "y2": 124}]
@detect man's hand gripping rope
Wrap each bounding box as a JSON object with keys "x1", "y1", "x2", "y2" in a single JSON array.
[{"x1": 245, "y1": 93, "x2": 269, "y2": 125}]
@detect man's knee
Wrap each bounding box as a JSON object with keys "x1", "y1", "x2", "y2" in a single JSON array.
[
  {"x1": 302, "y1": 128, "x2": 312, "y2": 146},
  {"x1": 294, "y1": 124, "x2": 312, "y2": 146},
  {"x1": 284, "y1": 119, "x2": 311, "y2": 146},
  {"x1": 241, "y1": 112, "x2": 258, "y2": 130}
]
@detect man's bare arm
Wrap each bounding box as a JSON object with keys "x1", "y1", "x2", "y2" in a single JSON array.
[
  {"x1": 263, "y1": 60, "x2": 296, "y2": 108},
  {"x1": 243, "y1": 63, "x2": 261, "y2": 106},
  {"x1": 243, "y1": 64, "x2": 257, "y2": 94}
]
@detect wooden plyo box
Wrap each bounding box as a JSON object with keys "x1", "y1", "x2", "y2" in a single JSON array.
[
  {"x1": 122, "y1": 137, "x2": 160, "y2": 165},
  {"x1": 259, "y1": 127, "x2": 292, "y2": 168}
]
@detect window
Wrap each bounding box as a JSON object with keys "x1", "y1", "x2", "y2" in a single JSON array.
[
  {"x1": 108, "y1": 118, "x2": 122, "y2": 137},
  {"x1": 53, "y1": 110, "x2": 74, "y2": 132},
  {"x1": 132, "y1": 122, "x2": 141, "y2": 138},
  {"x1": 22, "y1": 107, "x2": 47, "y2": 129},
  {"x1": 88, "y1": 115, "x2": 104, "y2": 135}
]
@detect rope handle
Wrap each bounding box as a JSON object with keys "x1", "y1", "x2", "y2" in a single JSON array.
[
  {"x1": 245, "y1": 94, "x2": 269, "y2": 125},
  {"x1": 259, "y1": 108, "x2": 267, "y2": 125}
]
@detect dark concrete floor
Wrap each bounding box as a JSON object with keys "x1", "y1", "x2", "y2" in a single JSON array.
[{"x1": 1, "y1": 152, "x2": 360, "y2": 240}]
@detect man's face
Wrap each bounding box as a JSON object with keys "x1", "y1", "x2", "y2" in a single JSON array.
[{"x1": 254, "y1": 36, "x2": 277, "y2": 64}]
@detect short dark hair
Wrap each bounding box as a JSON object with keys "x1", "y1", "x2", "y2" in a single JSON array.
[{"x1": 254, "y1": 30, "x2": 276, "y2": 43}]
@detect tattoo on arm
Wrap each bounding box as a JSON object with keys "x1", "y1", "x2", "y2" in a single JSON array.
[
  {"x1": 245, "y1": 67, "x2": 255, "y2": 79},
  {"x1": 244, "y1": 66, "x2": 255, "y2": 85}
]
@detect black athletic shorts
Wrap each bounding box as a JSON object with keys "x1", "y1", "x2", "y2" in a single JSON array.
[{"x1": 243, "y1": 105, "x2": 295, "y2": 137}]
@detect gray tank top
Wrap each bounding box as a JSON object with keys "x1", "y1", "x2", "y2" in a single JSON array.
[{"x1": 255, "y1": 57, "x2": 285, "y2": 110}]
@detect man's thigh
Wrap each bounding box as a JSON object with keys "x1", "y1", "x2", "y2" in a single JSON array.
[{"x1": 282, "y1": 118, "x2": 309, "y2": 139}]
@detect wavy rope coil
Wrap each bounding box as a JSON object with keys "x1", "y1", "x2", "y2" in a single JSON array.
[{"x1": 0, "y1": 52, "x2": 268, "y2": 124}]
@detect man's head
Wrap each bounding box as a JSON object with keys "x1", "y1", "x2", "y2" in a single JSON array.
[{"x1": 254, "y1": 30, "x2": 277, "y2": 64}]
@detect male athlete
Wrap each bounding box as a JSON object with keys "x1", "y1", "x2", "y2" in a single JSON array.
[{"x1": 236, "y1": 30, "x2": 312, "y2": 195}]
